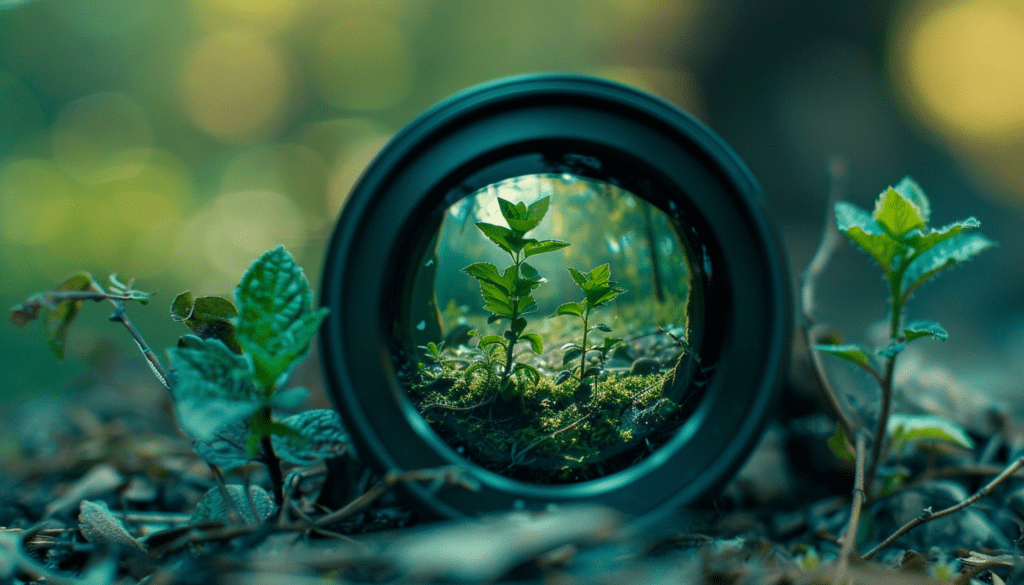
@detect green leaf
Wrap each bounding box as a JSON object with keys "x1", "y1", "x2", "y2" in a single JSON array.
[
  {"x1": 887, "y1": 413, "x2": 975, "y2": 451},
  {"x1": 903, "y1": 218, "x2": 980, "y2": 254},
  {"x1": 479, "y1": 280, "x2": 514, "y2": 317},
  {"x1": 590, "y1": 323, "x2": 613, "y2": 332},
  {"x1": 190, "y1": 485, "x2": 276, "y2": 525},
  {"x1": 602, "y1": 337, "x2": 623, "y2": 350},
  {"x1": 479, "y1": 335, "x2": 505, "y2": 349},
  {"x1": 171, "y1": 292, "x2": 242, "y2": 354},
  {"x1": 510, "y1": 317, "x2": 527, "y2": 336},
  {"x1": 901, "y1": 232, "x2": 996, "y2": 294},
  {"x1": 463, "y1": 262, "x2": 510, "y2": 292},
  {"x1": 518, "y1": 262, "x2": 545, "y2": 286},
  {"x1": 234, "y1": 246, "x2": 330, "y2": 391},
  {"x1": 520, "y1": 332, "x2": 543, "y2": 355},
  {"x1": 835, "y1": 202, "x2": 906, "y2": 277},
  {"x1": 587, "y1": 264, "x2": 611, "y2": 286},
  {"x1": 269, "y1": 387, "x2": 309, "y2": 410},
  {"x1": 814, "y1": 343, "x2": 873, "y2": 368},
  {"x1": 826, "y1": 422, "x2": 854, "y2": 461},
  {"x1": 272, "y1": 409, "x2": 348, "y2": 465},
  {"x1": 524, "y1": 239, "x2": 570, "y2": 258},
  {"x1": 563, "y1": 347, "x2": 583, "y2": 366},
  {"x1": 513, "y1": 363, "x2": 541, "y2": 385},
  {"x1": 43, "y1": 273, "x2": 99, "y2": 361},
  {"x1": 873, "y1": 186, "x2": 927, "y2": 239},
  {"x1": 169, "y1": 337, "x2": 261, "y2": 442},
  {"x1": 475, "y1": 222, "x2": 520, "y2": 254},
  {"x1": 892, "y1": 176, "x2": 931, "y2": 223},
  {"x1": 904, "y1": 320, "x2": 948, "y2": 342},
  {"x1": 877, "y1": 342, "x2": 905, "y2": 359},
  {"x1": 568, "y1": 267, "x2": 589, "y2": 288}
]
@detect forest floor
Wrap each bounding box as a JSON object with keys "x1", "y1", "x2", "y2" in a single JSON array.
[{"x1": 2, "y1": 346, "x2": 1024, "y2": 585}]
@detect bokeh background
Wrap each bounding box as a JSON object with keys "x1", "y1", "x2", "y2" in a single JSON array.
[{"x1": 2, "y1": 0, "x2": 1022, "y2": 415}]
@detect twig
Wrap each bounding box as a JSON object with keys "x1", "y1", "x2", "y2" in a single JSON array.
[
  {"x1": 799, "y1": 157, "x2": 863, "y2": 435},
  {"x1": 313, "y1": 467, "x2": 477, "y2": 529},
  {"x1": 832, "y1": 430, "x2": 867, "y2": 584},
  {"x1": 108, "y1": 301, "x2": 170, "y2": 390},
  {"x1": 862, "y1": 454, "x2": 1024, "y2": 560}
]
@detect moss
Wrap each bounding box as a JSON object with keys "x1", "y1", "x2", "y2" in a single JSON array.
[{"x1": 407, "y1": 362, "x2": 682, "y2": 483}]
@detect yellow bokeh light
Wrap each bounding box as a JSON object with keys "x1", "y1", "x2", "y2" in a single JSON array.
[
  {"x1": 203, "y1": 190, "x2": 306, "y2": 278},
  {"x1": 309, "y1": 15, "x2": 414, "y2": 110},
  {"x1": 51, "y1": 92, "x2": 153, "y2": 184},
  {"x1": 179, "y1": 30, "x2": 290, "y2": 142},
  {"x1": 0, "y1": 159, "x2": 76, "y2": 245},
  {"x1": 195, "y1": 0, "x2": 312, "y2": 33},
  {"x1": 897, "y1": 0, "x2": 1024, "y2": 141},
  {"x1": 326, "y1": 134, "x2": 391, "y2": 217}
]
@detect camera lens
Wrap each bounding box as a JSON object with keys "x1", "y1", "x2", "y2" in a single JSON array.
[{"x1": 320, "y1": 75, "x2": 789, "y2": 520}]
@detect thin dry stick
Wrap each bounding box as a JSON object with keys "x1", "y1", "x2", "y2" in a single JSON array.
[
  {"x1": 799, "y1": 157, "x2": 863, "y2": 435},
  {"x1": 831, "y1": 430, "x2": 867, "y2": 585},
  {"x1": 13, "y1": 287, "x2": 172, "y2": 389},
  {"x1": 862, "y1": 454, "x2": 1024, "y2": 560}
]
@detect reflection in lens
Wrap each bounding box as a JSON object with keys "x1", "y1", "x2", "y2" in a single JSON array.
[{"x1": 398, "y1": 173, "x2": 708, "y2": 483}]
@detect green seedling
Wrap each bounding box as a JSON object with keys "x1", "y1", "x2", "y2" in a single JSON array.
[
  {"x1": 815, "y1": 176, "x2": 994, "y2": 497},
  {"x1": 552, "y1": 263, "x2": 626, "y2": 388},
  {"x1": 11, "y1": 245, "x2": 343, "y2": 506},
  {"x1": 462, "y1": 195, "x2": 569, "y2": 397}
]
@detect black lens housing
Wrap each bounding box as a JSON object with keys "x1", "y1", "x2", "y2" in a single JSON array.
[{"x1": 319, "y1": 74, "x2": 790, "y2": 521}]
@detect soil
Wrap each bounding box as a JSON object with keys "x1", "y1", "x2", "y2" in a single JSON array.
[{"x1": 2, "y1": 351, "x2": 1024, "y2": 584}]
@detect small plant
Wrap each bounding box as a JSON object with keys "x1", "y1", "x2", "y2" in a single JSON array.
[
  {"x1": 814, "y1": 177, "x2": 995, "y2": 497},
  {"x1": 12, "y1": 246, "x2": 342, "y2": 505},
  {"x1": 462, "y1": 196, "x2": 569, "y2": 397},
  {"x1": 552, "y1": 263, "x2": 626, "y2": 389}
]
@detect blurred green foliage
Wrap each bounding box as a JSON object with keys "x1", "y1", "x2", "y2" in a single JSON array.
[{"x1": 0, "y1": 0, "x2": 709, "y2": 399}]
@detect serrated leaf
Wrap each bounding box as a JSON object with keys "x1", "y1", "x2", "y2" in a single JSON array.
[
  {"x1": 192, "y1": 418, "x2": 252, "y2": 469},
  {"x1": 497, "y1": 197, "x2": 544, "y2": 233},
  {"x1": 887, "y1": 413, "x2": 975, "y2": 450},
  {"x1": 568, "y1": 267, "x2": 588, "y2": 287},
  {"x1": 272, "y1": 409, "x2": 349, "y2": 465},
  {"x1": 169, "y1": 337, "x2": 261, "y2": 442},
  {"x1": 826, "y1": 422, "x2": 854, "y2": 461},
  {"x1": 588, "y1": 264, "x2": 611, "y2": 285},
  {"x1": 873, "y1": 186, "x2": 926, "y2": 239},
  {"x1": 835, "y1": 202, "x2": 906, "y2": 277},
  {"x1": 190, "y1": 485, "x2": 276, "y2": 525},
  {"x1": 79, "y1": 500, "x2": 146, "y2": 554},
  {"x1": 903, "y1": 218, "x2": 980, "y2": 254},
  {"x1": 524, "y1": 239, "x2": 570, "y2": 258},
  {"x1": 234, "y1": 246, "x2": 330, "y2": 391},
  {"x1": 463, "y1": 262, "x2": 510, "y2": 291},
  {"x1": 893, "y1": 176, "x2": 931, "y2": 223},
  {"x1": 171, "y1": 292, "x2": 242, "y2": 354},
  {"x1": 814, "y1": 343, "x2": 873, "y2": 368},
  {"x1": 901, "y1": 232, "x2": 996, "y2": 294},
  {"x1": 520, "y1": 333, "x2": 543, "y2": 355},
  {"x1": 877, "y1": 342, "x2": 905, "y2": 359},
  {"x1": 904, "y1": 320, "x2": 948, "y2": 342},
  {"x1": 475, "y1": 222, "x2": 519, "y2": 254},
  {"x1": 518, "y1": 262, "x2": 544, "y2": 284}
]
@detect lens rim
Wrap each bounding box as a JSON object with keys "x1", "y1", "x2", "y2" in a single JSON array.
[{"x1": 319, "y1": 74, "x2": 790, "y2": 520}]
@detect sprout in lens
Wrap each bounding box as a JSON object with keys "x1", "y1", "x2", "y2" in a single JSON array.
[{"x1": 398, "y1": 173, "x2": 709, "y2": 483}]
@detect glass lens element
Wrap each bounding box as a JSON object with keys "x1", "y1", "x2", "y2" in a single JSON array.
[{"x1": 399, "y1": 173, "x2": 708, "y2": 483}]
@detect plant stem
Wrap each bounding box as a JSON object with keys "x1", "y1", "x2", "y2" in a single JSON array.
[
  {"x1": 108, "y1": 301, "x2": 171, "y2": 391},
  {"x1": 259, "y1": 408, "x2": 285, "y2": 506},
  {"x1": 579, "y1": 310, "x2": 590, "y2": 385},
  {"x1": 832, "y1": 429, "x2": 867, "y2": 584},
  {"x1": 865, "y1": 357, "x2": 895, "y2": 500}
]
